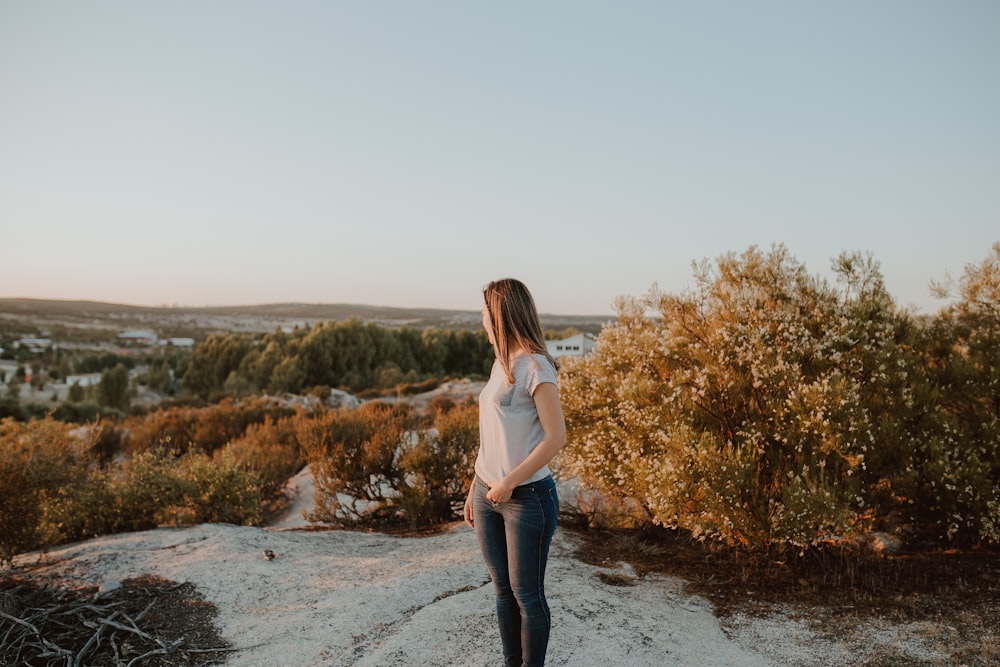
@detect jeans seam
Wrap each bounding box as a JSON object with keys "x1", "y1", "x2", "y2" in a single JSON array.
[{"x1": 529, "y1": 487, "x2": 551, "y2": 631}]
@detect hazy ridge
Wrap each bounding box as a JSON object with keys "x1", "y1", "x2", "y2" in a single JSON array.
[{"x1": 0, "y1": 297, "x2": 612, "y2": 337}]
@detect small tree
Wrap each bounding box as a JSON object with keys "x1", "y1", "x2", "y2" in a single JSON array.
[
  {"x1": 97, "y1": 363, "x2": 131, "y2": 412},
  {"x1": 139, "y1": 360, "x2": 173, "y2": 394},
  {"x1": 67, "y1": 380, "x2": 86, "y2": 403}
]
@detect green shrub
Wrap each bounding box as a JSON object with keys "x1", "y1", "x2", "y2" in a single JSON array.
[
  {"x1": 183, "y1": 450, "x2": 262, "y2": 525},
  {"x1": 0, "y1": 396, "x2": 26, "y2": 421},
  {"x1": 298, "y1": 404, "x2": 413, "y2": 526},
  {"x1": 37, "y1": 462, "x2": 112, "y2": 547},
  {"x1": 105, "y1": 445, "x2": 191, "y2": 532},
  {"x1": 0, "y1": 417, "x2": 97, "y2": 562},
  {"x1": 396, "y1": 401, "x2": 479, "y2": 527},
  {"x1": 97, "y1": 363, "x2": 131, "y2": 412},
  {"x1": 50, "y1": 400, "x2": 104, "y2": 424},
  {"x1": 220, "y1": 415, "x2": 303, "y2": 499},
  {"x1": 105, "y1": 445, "x2": 264, "y2": 530}
]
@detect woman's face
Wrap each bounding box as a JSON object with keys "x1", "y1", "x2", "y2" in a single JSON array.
[{"x1": 481, "y1": 301, "x2": 496, "y2": 346}]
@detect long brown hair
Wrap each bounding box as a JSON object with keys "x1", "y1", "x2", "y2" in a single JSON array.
[{"x1": 483, "y1": 278, "x2": 558, "y2": 383}]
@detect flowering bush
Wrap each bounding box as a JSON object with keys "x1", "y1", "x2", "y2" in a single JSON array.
[
  {"x1": 560, "y1": 245, "x2": 926, "y2": 549},
  {"x1": 918, "y1": 242, "x2": 1000, "y2": 543}
]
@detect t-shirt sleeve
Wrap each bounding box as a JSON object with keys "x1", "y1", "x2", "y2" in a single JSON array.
[{"x1": 525, "y1": 356, "x2": 558, "y2": 396}]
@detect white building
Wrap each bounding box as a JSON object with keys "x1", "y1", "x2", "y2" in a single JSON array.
[
  {"x1": 546, "y1": 333, "x2": 596, "y2": 359},
  {"x1": 66, "y1": 373, "x2": 102, "y2": 388},
  {"x1": 16, "y1": 338, "x2": 53, "y2": 352}
]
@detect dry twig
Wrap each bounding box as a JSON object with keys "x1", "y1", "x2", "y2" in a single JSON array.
[{"x1": 1, "y1": 575, "x2": 232, "y2": 666}]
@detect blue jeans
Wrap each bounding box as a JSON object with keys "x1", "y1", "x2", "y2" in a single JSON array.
[{"x1": 473, "y1": 475, "x2": 559, "y2": 667}]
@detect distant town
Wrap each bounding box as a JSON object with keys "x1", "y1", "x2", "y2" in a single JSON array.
[{"x1": 0, "y1": 298, "x2": 609, "y2": 414}]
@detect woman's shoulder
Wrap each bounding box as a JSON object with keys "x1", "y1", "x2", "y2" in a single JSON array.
[
  {"x1": 514, "y1": 352, "x2": 557, "y2": 382},
  {"x1": 512, "y1": 351, "x2": 553, "y2": 367},
  {"x1": 530, "y1": 352, "x2": 556, "y2": 370}
]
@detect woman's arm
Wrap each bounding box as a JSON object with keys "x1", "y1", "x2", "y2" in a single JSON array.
[{"x1": 485, "y1": 382, "x2": 566, "y2": 504}]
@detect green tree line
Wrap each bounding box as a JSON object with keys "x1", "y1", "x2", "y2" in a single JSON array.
[{"x1": 182, "y1": 320, "x2": 494, "y2": 400}]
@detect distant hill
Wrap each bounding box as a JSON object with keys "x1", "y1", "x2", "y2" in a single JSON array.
[{"x1": 0, "y1": 298, "x2": 612, "y2": 338}]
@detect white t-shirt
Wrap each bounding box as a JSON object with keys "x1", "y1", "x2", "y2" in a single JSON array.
[{"x1": 475, "y1": 352, "x2": 558, "y2": 486}]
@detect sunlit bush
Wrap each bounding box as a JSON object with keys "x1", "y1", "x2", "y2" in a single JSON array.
[
  {"x1": 299, "y1": 400, "x2": 477, "y2": 529},
  {"x1": 396, "y1": 400, "x2": 479, "y2": 527},
  {"x1": 103, "y1": 444, "x2": 263, "y2": 530},
  {"x1": 560, "y1": 245, "x2": 924, "y2": 550},
  {"x1": 182, "y1": 449, "x2": 263, "y2": 526},
  {"x1": 299, "y1": 403, "x2": 412, "y2": 526},
  {"x1": 220, "y1": 414, "x2": 304, "y2": 500},
  {"x1": 123, "y1": 397, "x2": 295, "y2": 456},
  {"x1": 105, "y1": 445, "x2": 192, "y2": 532},
  {"x1": 919, "y1": 242, "x2": 1000, "y2": 543},
  {"x1": 0, "y1": 417, "x2": 97, "y2": 562}
]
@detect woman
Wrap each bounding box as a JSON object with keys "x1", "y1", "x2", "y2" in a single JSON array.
[{"x1": 464, "y1": 278, "x2": 566, "y2": 667}]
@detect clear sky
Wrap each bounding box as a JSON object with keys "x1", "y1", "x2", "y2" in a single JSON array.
[{"x1": 1, "y1": 1, "x2": 997, "y2": 316}]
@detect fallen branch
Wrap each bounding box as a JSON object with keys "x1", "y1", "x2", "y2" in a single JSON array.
[
  {"x1": 98, "y1": 615, "x2": 157, "y2": 643},
  {"x1": 125, "y1": 637, "x2": 185, "y2": 667}
]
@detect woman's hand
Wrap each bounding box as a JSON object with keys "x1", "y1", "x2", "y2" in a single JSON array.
[
  {"x1": 464, "y1": 493, "x2": 475, "y2": 528},
  {"x1": 486, "y1": 479, "x2": 513, "y2": 505}
]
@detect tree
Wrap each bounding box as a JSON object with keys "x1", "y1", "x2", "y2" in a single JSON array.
[
  {"x1": 138, "y1": 359, "x2": 173, "y2": 394},
  {"x1": 97, "y1": 363, "x2": 131, "y2": 412},
  {"x1": 67, "y1": 381, "x2": 86, "y2": 403},
  {"x1": 182, "y1": 334, "x2": 254, "y2": 399}
]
